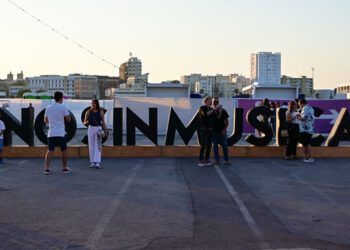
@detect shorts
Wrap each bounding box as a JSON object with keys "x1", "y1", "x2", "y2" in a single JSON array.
[
  {"x1": 48, "y1": 136, "x2": 67, "y2": 152},
  {"x1": 298, "y1": 132, "x2": 312, "y2": 147}
]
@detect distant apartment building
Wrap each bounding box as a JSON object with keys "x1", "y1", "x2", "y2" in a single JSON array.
[
  {"x1": 95, "y1": 75, "x2": 120, "y2": 99},
  {"x1": 74, "y1": 75, "x2": 98, "y2": 99},
  {"x1": 251, "y1": 52, "x2": 281, "y2": 85},
  {"x1": 281, "y1": 75, "x2": 314, "y2": 97},
  {"x1": 9, "y1": 85, "x2": 26, "y2": 98},
  {"x1": 182, "y1": 73, "x2": 250, "y2": 97},
  {"x1": 27, "y1": 75, "x2": 76, "y2": 97},
  {"x1": 336, "y1": 83, "x2": 350, "y2": 95},
  {"x1": 195, "y1": 80, "x2": 213, "y2": 97},
  {"x1": 119, "y1": 56, "x2": 148, "y2": 83}
]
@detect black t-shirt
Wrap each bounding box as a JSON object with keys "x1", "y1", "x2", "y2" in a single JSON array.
[
  {"x1": 198, "y1": 105, "x2": 215, "y2": 128},
  {"x1": 214, "y1": 108, "x2": 229, "y2": 133}
]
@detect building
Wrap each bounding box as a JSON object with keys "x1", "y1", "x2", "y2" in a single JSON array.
[
  {"x1": 109, "y1": 81, "x2": 190, "y2": 98},
  {"x1": 251, "y1": 52, "x2": 281, "y2": 85},
  {"x1": 313, "y1": 89, "x2": 335, "y2": 99},
  {"x1": 95, "y1": 75, "x2": 120, "y2": 99},
  {"x1": 119, "y1": 56, "x2": 148, "y2": 83},
  {"x1": 281, "y1": 75, "x2": 314, "y2": 97},
  {"x1": 27, "y1": 75, "x2": 76, "y2": 97},
  {"x1": 146, "y1": 83, "x2": 190, "y2": 98},
  {"x1": 336, "y1": 83, "x2": 350, "y2": 97},
  {"x1": 242, "y1": 83, "x2": 298, "y2": 99},
  {"x1": 195, "y1": 80, "x2": 212, "y2": 97},
  {"x1": 181, "y1": 73, "x2": 250, "y2": 97},
  {"x1": 74, "y1": 75, "x2": 98, "y2": 99},
  {"x1": 9, "y1": 85, "x2": 26, "y2": 98}
]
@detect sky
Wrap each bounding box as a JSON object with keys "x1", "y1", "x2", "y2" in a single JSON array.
[{"x1": 1, "y1": 0, "x2": 349, "y2": 89}]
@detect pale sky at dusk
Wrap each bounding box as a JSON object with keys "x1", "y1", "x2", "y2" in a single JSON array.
[{"x1": 1, "y1": 0, "x2": 349, "y2": 89}]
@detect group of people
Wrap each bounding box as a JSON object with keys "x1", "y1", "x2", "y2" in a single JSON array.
[
  {"x1": 198, "y1": 96, "x2": 231, "y2": 167},
  {"x1": 285, "y1": 98, "x2": 315, "y2": 163},
  {"x1": 44, "y1": 91, "x2": 108, "y2": 174},
  {"x1": 256, "y1": 97, "x2": 315, "y2": 163},
  {"x1": 42, "y1": 91, "x2": 315, "y2": 174}
]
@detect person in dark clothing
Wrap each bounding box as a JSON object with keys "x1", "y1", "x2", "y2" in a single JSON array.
[
  {"x1": 212, "y1": 97, "x2": 231, "y2": 166},
  {"x1": 198, "y1": 97, "x2": 215, "y2": 166},
  {"x1": 285, "y1": 101, "x2": 300, "y2": 160}
]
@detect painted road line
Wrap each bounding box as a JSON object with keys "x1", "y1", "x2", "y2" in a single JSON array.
[
  {"x1": 86, "y1": 163, "x2": 141, "y2": 249},
  {"x1": 214, "y1": 165, "x2": 271, "y2": 250}
]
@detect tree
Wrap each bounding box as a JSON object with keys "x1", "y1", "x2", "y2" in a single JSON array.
[
  {"x1": 17, "y1": 89, "x2": 32, "y2": 98},
  {"x1": 234, "y1": 88, "x2": 240, "y2": 96},
  {"x1": 315, "y1": 93, "x2": 320, "y2": 99}
]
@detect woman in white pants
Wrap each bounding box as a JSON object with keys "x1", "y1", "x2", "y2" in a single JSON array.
[{"x1": 84, "y1": 99, "x2": 109, "y2": 168}]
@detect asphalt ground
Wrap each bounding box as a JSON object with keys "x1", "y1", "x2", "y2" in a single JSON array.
[{"x1": 1, "y1": 157, "x2": 350, "y2": 250}]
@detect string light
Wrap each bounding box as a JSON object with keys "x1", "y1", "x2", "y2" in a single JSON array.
[{"x1": 7, "y1": 0, "x2": 118, "y2": 68}]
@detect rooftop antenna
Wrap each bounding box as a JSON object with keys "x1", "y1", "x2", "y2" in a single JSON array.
[{"x1": 311, "y1": 67, "x2": 315, "y2": 87}]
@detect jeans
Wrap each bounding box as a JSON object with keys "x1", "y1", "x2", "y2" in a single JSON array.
[
  {"x1": 213, "y1": 131, "x2": 229, "y2": 162},
  {"x1": 285, "y1": 123, "x2": 299, "y2": 157},
  {"x1": 199, "y1": 128, "x2": 213, "y2": 161}
]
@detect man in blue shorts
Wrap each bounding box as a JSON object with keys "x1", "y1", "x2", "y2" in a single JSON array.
[{"x1": 44, "y1": 91, "x2": 71, "y2": 174}]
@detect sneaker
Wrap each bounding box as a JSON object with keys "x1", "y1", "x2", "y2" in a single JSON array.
[
  {"x1": 224, "y1": 161, "x2": 232, "y2": 166},
  {"x1": 303, "y1": 158, "x2": 314, "y2": 163},
  {"x1": 44, "y1": 169, "x2": 50, "y2": 175},
  {"x1": 198, "y1": 161, "x2": 206, "y2": 167},
  {"x1": 62, "y1": 167, "x2": 71, "y2": 174},
  {"x1": 89, "y1": 163, "x2": 96, "y2": 168},
  {"x1": 205, "y1": 161, "x2": 214, "y2": 166},
  {"x1": 95, "y1": 163, "x2": 101, "y2": 169}
]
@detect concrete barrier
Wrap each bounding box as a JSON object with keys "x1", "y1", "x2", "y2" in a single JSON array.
[{"x1": 3, "y1": 146, "x2": 350, "y2": 158}]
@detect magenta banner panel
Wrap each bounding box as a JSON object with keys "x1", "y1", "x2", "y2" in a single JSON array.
[{"x1": 237, "y1": 99, "x2": 350, "y2": 134}]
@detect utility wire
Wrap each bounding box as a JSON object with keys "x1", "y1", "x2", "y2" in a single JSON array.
[{"x1": 7, "y1": 0, "x2": 118, "y2": 68}]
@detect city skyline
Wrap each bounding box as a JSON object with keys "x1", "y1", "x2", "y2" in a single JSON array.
[{"x1": 1, "y1": 0, "x2": 350, "y2": 89}]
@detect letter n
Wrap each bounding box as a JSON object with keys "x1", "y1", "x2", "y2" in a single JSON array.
[
  {"x1": 127, "y1": 107, "x2": 157, "y2": 145},
  {"x1": 165, "y1": 108, "x2": 200, "y2": 145},
  {"x1": 0, "y1": 107, "x2": 34, "y2": 146}
]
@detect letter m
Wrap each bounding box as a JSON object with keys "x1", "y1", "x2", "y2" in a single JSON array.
[{"x1": 165, "y1": 108, "x2": 200, "y2": 145}]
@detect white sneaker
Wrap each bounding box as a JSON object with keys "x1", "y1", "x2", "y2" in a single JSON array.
[
  {"x1": 198, "y1": 162, "x2": 206, "y2": 167},
  {"x1": 303, "y1": 158, "x2": 314, "y2": 163},
  {"x1": 89, "y1": 163, "x2": 96, "y2": 168},
  {"x1": 95, "y1": 163, "x2": 101, "y2": 169}
]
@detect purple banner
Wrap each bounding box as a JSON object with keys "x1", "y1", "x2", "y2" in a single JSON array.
[{"x1": 237, "y1": 99, "x2": 350, "y2": 134}]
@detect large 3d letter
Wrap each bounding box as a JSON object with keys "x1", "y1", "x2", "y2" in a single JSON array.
[
  {"x1": 227, "y1": 108, "x2": 243, "y2": 146},
  {"x1": 127, "y1": 108, "x2": 157, "y2": 145},
  {"x1": 80, "y1": 107, "x2": 108, "y2": 145},
  {"x1": 325, "y1": 108, "x2": 350, "y2": 146},
  {"x1": 165, "y1": 108, "x2": 200, "y2": 145},
  {"x1": 245, "y1": 106, "x2": 273, "y2": 146},
  {"x1": 113, "y1": 108, "x2": 123, "y2": 146},
  {"x1": 276, "y1": 108, "x2": 287, "y2": 146},
  {"x1": 34, "y1": 109, "x2": 77, "y2": 144},
  {"x1": 0, "y1": 107, "x2": 34, "y2": 146},
  {"x1": 310, "y1": 106, "x2": 326, "y2": 146}
]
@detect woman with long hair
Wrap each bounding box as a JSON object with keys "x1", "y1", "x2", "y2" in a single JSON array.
[
  {"x1": 84, "y1": 99, "x2": 109, "y2": 168},
  {"x1": 285, "y1": 101, "x2": 300, "y2": 160}
]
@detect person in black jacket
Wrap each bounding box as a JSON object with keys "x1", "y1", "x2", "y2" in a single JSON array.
[
  {"x1": 212, "y1": 97, "x2": 231, "y2": 166},
  {"x1": 198, "y1": 97, "x2": 215, "y2": 166}
]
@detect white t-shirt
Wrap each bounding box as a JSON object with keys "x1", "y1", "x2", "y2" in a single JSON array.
[
  {"x1": 0, "y1": 120, "x2": 6, "y2": 139},
  {"x1": 44, "y1": 102, "x2": 70, "y2": 137}
]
